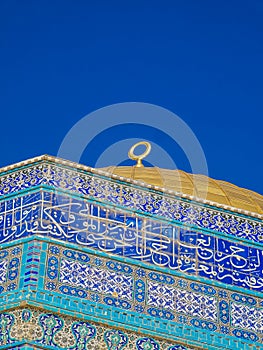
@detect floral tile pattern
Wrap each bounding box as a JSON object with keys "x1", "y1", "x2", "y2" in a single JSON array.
[{"x1": 0, "y1": 307, "x2": 193, "y2": 349}]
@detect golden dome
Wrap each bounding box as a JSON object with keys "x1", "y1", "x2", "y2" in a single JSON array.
[{"x1": 99, "y1": 165, "x2": 263, "y2": 216}]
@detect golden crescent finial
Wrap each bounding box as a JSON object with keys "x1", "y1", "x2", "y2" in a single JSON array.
[{"x1": 128, "y1": 141, "x2": 151, "y2": 167}]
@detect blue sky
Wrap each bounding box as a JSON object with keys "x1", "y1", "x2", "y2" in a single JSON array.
[{"x1": 1, "y1": 1, "x2": 263, "y2": 194}]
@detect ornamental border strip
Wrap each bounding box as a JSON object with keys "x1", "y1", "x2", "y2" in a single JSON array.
[
  {"x1": 0, "y1": 301, "x2": 257, "y2": 350},
  {"x1": 0, "y1": 302, "x2": 207, "y2": 350},
  {"x1": 2, "y1": 234, "x2": 263, "y2": 300},
  {"x1": 0, "y1": 245, "x2": 22, "y2": 295},
  {"x1": 0, "y1": 306, "x2": 197, "y2": 350},
  {"x1": 1, "y1": 155, "x2": 263, "y2": 221},
  {"x1": 0, "y1": 158, "x2": 262, "y2": 225},
  {"x1": 0, "y1": 162, "x2": 263, "y2": 245}
]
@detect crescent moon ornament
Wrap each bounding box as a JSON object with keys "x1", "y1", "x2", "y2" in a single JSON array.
[{"x1": 128, "y1": 141, "x2": 151, "y2": 167}]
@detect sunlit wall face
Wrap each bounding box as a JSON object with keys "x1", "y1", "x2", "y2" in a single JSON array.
[{"x1": 0, "y1": 156, "x2": 262, "y2": 349}]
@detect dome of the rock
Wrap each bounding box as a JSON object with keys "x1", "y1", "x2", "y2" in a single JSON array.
[{"x1": 100, "y1": 165, "x2": 263, "y2": 216}]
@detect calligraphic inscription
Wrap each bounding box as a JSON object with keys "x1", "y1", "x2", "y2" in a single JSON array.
[
  {"x1": 1, "y1": 308, "x2": 192, "y2": 349},
  {"x1": 0, "y1": 191, "x2": 263, "y2": 292},
  {"x1": 0, "y1": 192, "x2": 42, "y2": 243},
  {"x1": 45, "y1": 244, "x2": 263, "y2": 343},
  {"x1": 0, "y1": 162, "x2": 263, "y2": 244}
]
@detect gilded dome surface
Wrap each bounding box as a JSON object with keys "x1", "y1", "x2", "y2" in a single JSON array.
[{"x1": 100, "y1": 165, "x2": 263, "y2": 216}]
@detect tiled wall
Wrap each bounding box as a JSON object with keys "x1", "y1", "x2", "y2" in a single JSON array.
[{"x1": 0, "y1": 161, "x2": 263, "y2": 349}]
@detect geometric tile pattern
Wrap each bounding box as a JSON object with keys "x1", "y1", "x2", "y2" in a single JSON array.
[
  {"x1": 1, "y1": 307, "x2": 195, "y2": 349},
  {"x1": 45, "y1": 243, "x2": 263, "y2": 344},
  {"x1": 60, "y1": 258, "x2": 133, "y2": 299},
  {"x1": 175, "y1": 290, "x2": 217, "y2": 321},
  {"x1": 231, "y1": 303, "x2": 263, "y2": 333},
  {"x1": 148, "y1": 284, "x2": 217, "y2": 321}
]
